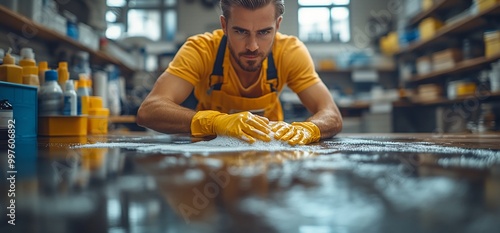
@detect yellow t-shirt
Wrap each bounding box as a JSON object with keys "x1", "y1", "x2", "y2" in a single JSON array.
[{"x1": 167, "y1": 29, "x2": 320, "y2": 115}]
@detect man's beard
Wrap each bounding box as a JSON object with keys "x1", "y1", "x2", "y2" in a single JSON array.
[{"x1": 228, "y1": 43, "x2": 270, "y2": 72}]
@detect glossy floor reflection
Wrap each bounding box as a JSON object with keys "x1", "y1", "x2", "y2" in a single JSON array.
[{"x1": 1, "y1": 133, "x2": 500, "y2": 233}]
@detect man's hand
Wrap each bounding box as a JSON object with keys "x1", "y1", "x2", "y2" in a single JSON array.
[
  {"x1": 191, "y1": 110, "x2": 271, "y2": 143},
  {"x1": 270, "y1": 121, "x2": 321, "y2": 145}
]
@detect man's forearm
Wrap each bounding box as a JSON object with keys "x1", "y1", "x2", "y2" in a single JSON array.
[
  {"x1": 136, "y1": 99, "x2": 196, "y2": 134},
  {"x1": 307, "y1": 108, "x2": 343, "y2": 139}
]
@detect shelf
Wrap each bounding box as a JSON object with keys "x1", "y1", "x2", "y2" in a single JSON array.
[
  {"x1": 410, "y1": 0, "x2": 461, "y2": 26},
  {"x1": 410, "y1": 53, "x2": 500, "y2": 83},
  {"x1": 393, "y1": 91, "x2": 500, "y2": 107},
  {"x1": 397, "y1": 3, "x2": 500, "y2": 55},
  {"x1": 318, "y1": 68, "x2": 397, "y2": 75},
  {"x1": 338, "y1": 102, "x2": 371, "y2": 110},
  {"x1": 0, "y1": 5, "x2": 134, "y2": 74},
  {"x1": 109, "y1": 115, "x2": 136, "y2": 124}
]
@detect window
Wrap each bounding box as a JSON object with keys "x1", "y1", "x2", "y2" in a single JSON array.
[
  {"x1": 298, "y1": 0, "x2": 350, "y2": 43},
  {"x1": 105, "y1": 0, "x2": 177, "y2": 41},
  {"x1": 127, "y1": 9, "x2": 161, "y2": 40}
]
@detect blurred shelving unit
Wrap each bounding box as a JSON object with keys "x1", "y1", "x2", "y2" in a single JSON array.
[
  {"x1": 397, "y1": 3, "x2": 500, "y2": 56},
  {"x1": 0, "y1": 5, "x2": 140, "y2": 131},
  {"x1": 0, "y1": 5, "x2": 134, "y2": 75},
  {"x1": 394, "y1": 91, "x2": 500, "y2": 107},
  {"x1": 408, "y1": 0, "x2": 463, "y2": 26},
  {"x1": 410, "y1": 53, "x2": 500, "y2": 83},
  {"x1": 390, "y1": 0, "x2": 500, "y2": 133}
]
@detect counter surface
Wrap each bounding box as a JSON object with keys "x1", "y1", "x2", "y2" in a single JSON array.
[{"x1": 1, "y1": 133, "x2": 500, "y2": 233}]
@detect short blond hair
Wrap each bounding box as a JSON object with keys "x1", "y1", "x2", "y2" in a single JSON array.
[{"x1": 220, "y1": 0, "x2": 285, "y2": 20}]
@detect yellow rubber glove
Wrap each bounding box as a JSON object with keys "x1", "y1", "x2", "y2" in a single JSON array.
[
  {"x1": 191, "y1": 110, "x2": 271, "y2": 143},
  {"x1": 270, "y1": 121, "x2": 321, "y2": 146}
]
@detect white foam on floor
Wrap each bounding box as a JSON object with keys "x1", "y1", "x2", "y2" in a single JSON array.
[
  {"x1": 75, "y1": 142, "x2": 156, "y2": 148},
  {"x1": 317, "y1": 138, "x2": 500, "y2": 156},
  {"x1": 74, "y1": 137, "x2": 500, "y2": 168},
  {"x1": 74, "y1": 136, "x2": 312, "y2": 154}
]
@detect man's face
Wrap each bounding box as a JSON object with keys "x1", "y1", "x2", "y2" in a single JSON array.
[{"x1": 221, "y1": 4, "x2": 282, "y2": 73}]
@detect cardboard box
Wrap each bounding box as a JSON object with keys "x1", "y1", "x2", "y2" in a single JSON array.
[
  {"x1": 485, "y1": 31, "x2": 500, "y2": 58},
  {"x1": 419, "y1": 17, "x2": 444, "y2": 40},
  {"x1": 432, "y1": 48, "x2": 463, "y2": 71},
  {"x1": 78, "y1": 23, "x2": 99, "y2": 51}
]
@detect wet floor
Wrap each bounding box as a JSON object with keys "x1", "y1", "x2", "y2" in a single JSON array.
[{"x1": 1, "y1": 132, "x2": 500, "y2": 233}]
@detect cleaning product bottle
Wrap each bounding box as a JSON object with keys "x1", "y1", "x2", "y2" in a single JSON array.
[
  {"x1": 63, "y1": 80, "x2": 77, "y2": 116},
  {"x1": 93, "y1": 70, "x2": 108, "y2": 108},
  {"x1": 71, "y1": 51, "x2": 91, "y2": 79},
  {"x1": 0, "y1": 48, "x2": 23, "y2": 84},
  {"x1": 0, "y1": 49, "x2": 4, "y2": 65},
  {"x1": 76, "y1": 75, "x2": 91, "y2": 115},
  {"x1": 38, "y1": 70, "x2": 63, "y2": 116},
  {"x1": 19, "y1": 48, "x2": 39, "y2": 87},
  {"x1": 58, "y1": 62, "x2": 69, "y2": 91},
  {"x1": 107, "y1": 65, "x2": 121, "y2": 116},
  {"x1": 0, "y1": 99, "x2": 13, "y2": 140},
  {"x1": 38, "y1": 61, "x2": 49, "y2": 85}
]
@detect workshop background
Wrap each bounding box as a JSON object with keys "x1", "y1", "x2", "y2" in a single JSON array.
[
  {"x1": 2, "y1": 1, "x2": 500, "y2": 233},
  {"x1": 0, "y1": 0, "x2": 499, "y2": 136}
]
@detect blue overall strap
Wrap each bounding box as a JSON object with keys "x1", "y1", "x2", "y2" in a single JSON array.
[
  {"x1": 209, "y1": 35, "x2": 227, "y2": 91},
  {"x1": 266, "y1": 52, "x2": 278, "y2": 92},
  {"x1": 209, "y1": 35, "x2": 278, "y2": 92}
]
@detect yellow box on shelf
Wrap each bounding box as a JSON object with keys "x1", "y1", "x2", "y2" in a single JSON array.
[
  {"x1": 38, "y1": 115, "x2": 88, "y2": 136},
  {"x1": 418, "y1": 17, "x2": 444, "y2": 40},
  {"x1": 88, "y1": 108, "x2": 109, "y2": 135},
  {"x1": 380, "y1": 31, "x2": 399, "y2": 56},
  {"x1": 318, "y1": 59, "x2": 336, "y2": 71},
  {"x1": 476, "y1": 0, "x2": 500, "y2": 12},
  {"x1": 89, "y1": 96, "x2": 103, "y2": 109},
  {"x1": 456, "y1": 82, "x2": 477, "y2": 96},
  {"x1": 422, "y1": 0, "x2": 434, "y2": 10},
  {"x1": 484, "y1": 31, "x2": 500, "y2": 58}
]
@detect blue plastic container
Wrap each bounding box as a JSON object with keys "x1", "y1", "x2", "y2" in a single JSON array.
[{"x1": 0, "y1": 81, "x2": 38, "y2": 138}]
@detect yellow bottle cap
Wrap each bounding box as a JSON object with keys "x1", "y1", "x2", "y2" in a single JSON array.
[
  {"x1": 3, "y1": 49, "x2": 15, "y2": 65},
  {"x1": 39, "y1": 61, "x2": 48, "y2": 71}
]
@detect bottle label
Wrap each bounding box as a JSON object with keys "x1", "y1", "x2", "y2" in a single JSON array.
[
  {"x1": 77, "y1": 96, "x2": 82, "y2": 115},
  {"x1": 63, "y1": 96, "x2": 71, "y2": 115},
  {"x1": 0, "y1": 110, "x2": 13, "y2": 128},
  {"x1": 39, "y1": 92, "x2": 63, "y2": 116}
]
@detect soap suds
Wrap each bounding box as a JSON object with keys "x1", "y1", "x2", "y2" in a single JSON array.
[
  {"x1": 75, "y1": 136, "x2": 309, "y2": 153},
  {"x1": 74, "y1": 137, "x2": 500, "y2": 168}
]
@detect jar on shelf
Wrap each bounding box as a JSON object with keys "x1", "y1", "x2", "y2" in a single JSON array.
[
  {"x1": 477, "y1": 103, "x2": 496, "y2": 133},
  {"x1": 0, "y1": 99, "x2": 13, "y2": 140}
]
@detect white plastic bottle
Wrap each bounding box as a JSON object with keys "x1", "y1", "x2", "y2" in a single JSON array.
[
  {"x1": 0, "y1": 49, "x2": 4, "y2": 65},
  {"x1": 106, "y1": 65, "x2": 121, "y2": 116},
  {"x1": 63, "y1": 80, "x2": 77, "y2": 116},
  {"x1": 93, "y1": 70, "x2": 108, "y2": 108},
  {"x1": 38, "y1": 70, "x2": 63, "y2": 116}
]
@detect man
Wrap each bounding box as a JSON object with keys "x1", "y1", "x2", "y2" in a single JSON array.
[{"x1": 137, "y1": 0, "x2": 342, "y2": 145}]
